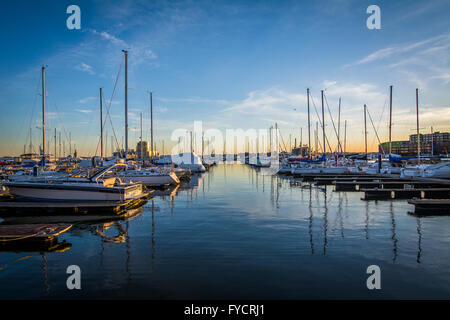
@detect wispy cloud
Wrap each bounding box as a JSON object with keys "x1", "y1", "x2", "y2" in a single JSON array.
[
  {"x1": 77, "y1": 97, "x2": 97, "y2": 104},
  {"x1": 75, "y1": 109, "x2": 93, "y2": 114},
  {"x1": 90, "y1": 29, "x2": 128, "y2": 47},
  {"x1": 157, "y1": 96, "x2": 229, "y2": 105},
  {"x1": 75, "y1": 62, "x2": 95, "y2": 75},
  {"x1": 89, "y1": 28, "x2": 158, "y2": 67},
  {"x1": 157, "y1": 106, "x2": 168, "y2": 113},
  {"x1": 344, "y1": 34, "x2": 450, "y2": 68},
  {"x1": 224, "y1": 88, "x2": 305, "y2": 114}
]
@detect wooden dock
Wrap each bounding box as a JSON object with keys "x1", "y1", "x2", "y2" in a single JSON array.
[
  {"x1": 334, "y1": 181, "x2": 450, "y2": 192},
  {"x1": 314, "y1": 176, "x2": 403, "y2": 186},
  {"x1": 408, "y1": 199, "x2": 450, "y2": 215},
  {"x1": 362, "y1": 188, "x2": 450, "y2": 200},
  {"x1": 296, "y1": 173, "x2": 388, "y2": 182},
  {"x1": 0, "y1": 198, "x2": 147, "y2": 216}
]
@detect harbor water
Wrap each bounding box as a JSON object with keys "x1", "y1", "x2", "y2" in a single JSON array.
[{"x1": 1, "y1": 164, "x2": 450, "y2": 299}]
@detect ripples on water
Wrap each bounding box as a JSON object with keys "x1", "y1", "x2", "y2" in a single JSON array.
[{"x1": 1, "y1": 164, "x2": 450, "y2": 299}]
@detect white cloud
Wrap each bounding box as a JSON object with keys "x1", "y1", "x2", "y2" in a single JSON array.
[
  {"x1": 91, "y1": 29, "x2": 128, "y2": 47},
  {"x1": 75, "y1": 109, "x2": 93, "y2": 114},
  {"x1": 157, "y1": 106, "x2": 168, "y2": 113},
  {"x1": 344, "y1": 34, "x2": 450, "y2": 68},
  {"x1": 157, "y1": 97, "x2": 229, "y2": 105},
  {"x1": 224, "y1": 88, "x2": 306, "y2": 116},
  {"x1": 322, "y1": 81, "x2": 384, "y2": 101},
  {"x1": 75, "y1": 62, "x2": 95, "y2": 75},
  {"x1": 77, "y1": 97, "x2": 97, "y2": 104}
]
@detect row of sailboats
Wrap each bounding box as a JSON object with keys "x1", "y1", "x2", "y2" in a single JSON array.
[
  {"x1": 3, "y1": 51, "x2": 187, "y2": 202},
  {"x1": 277, "y1": 85, "x2": 449, "y2": 177}
]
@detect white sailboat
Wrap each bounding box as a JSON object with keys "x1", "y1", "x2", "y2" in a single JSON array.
[
  {"x1": 422, "y1": 162, "x2": 450, "y2": 179},
  {"x1": 121, "y1": 168, "x2": 180, "y2": 187},
  {"x1": 173, "y1": 152, "x2": 206, "y2": 173},
  {"x1": 3, "y1": 163, "x2": 146, "y2": 202}
]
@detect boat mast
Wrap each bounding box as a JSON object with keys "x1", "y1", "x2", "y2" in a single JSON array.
[
  {"x1": 275, "y1": 122, "x2": 278, "y2": 154},
  {"x1": 338, "y1": 97, "x2": 341, "y2": 152},
  {"x1": 140, "y1": 112, "x2": 143, "y2": 159},
  {"x1": 344, "y1": 120, "x2": 347, "y2": 157},
  {"x1": 202, "y1": 132, "x2": 204, "y2": 160},
  {"x1": 150, "y1": 91, "x2": 153, "y2": 158},
  {"x1": 54, "y1": 128, "x2": 56, "y2": 162},
  {"x1": 300, "y1": 127, "x2": 302, "y2": 153},
  {"x1": 321, "y1": 90, "x2": 325, "y2": 155},
  {"x1": 100, "y1": 87, "x2": 103, "y2": 159},
  {"x1": 337, "y1": 97, "x2": 341, "y2": 165},
  {"x1": 315, "y1": 122, "x2": 318, "y2": 155},
  {"x1": 307, "y1": 88, "x2": 311, "y2": 157},
  {"x1": 416, "y1": 88, "x2": 420, "y2": 164},
  {"x1": 123, "y1": 50, "x2": 128, "y2": 161},
  {"x1": 389, "y1": 85, "x2": 393, "y2": 155},
  {"x1": 30, "y1": 128, "x2": 32, "y2": 155},
  {"x1": 41, "y1": 66, "x2": 46, "y2": 160},
  {"x1": 269, "y1": 126, "x2": 272, "y2": 153},
  {"x1": 364, "y1": 104, "x2": 368, "y2": 162}
]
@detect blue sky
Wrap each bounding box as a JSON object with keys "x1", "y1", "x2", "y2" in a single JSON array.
[{"x1": 0, "y1": 0, "x2": 449, "y2": 156}]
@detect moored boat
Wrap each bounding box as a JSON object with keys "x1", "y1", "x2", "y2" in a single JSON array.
[
  {"x1": 121, "y1": 169, "x2": 180, "y2": 187},
  {"x1": 3, "y1": 164, "x2": 146, "y2": 202}
]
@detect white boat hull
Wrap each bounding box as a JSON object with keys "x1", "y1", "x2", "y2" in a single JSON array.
[
  {"x1": 123, "y1": 172, "x2": 180, "y2": 186},
  {"x1": 5, "y1": 183, "x2": 143, "y2": 202}
]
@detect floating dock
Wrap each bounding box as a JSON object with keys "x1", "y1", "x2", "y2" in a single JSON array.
[
  {"x1": 0, "y1": 198, "x2": 147, "y2": 216},
  {"x1": 408, "y1": 199, "x2": 450, "y2": 215},
  {"x1": 294, "y1": 173, "x2": 389, "y2": 182},
  {"x1": 362, "y1": 188, "x2": 450, "y2": 200},
  {"x1": 314, "y1": 176, "x2": 403, "y2": 186},
  {"x1": 334, "y1": 181, "x2": 450, "y2": 192}
]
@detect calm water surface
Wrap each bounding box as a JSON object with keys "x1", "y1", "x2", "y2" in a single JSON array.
[{"x1": 1, "y1": 164, "x2": 450, "y2": 299}]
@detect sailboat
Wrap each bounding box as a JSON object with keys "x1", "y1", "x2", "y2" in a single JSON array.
[
  {"x1": 398, "y1": 89, "x2": 429, "y2": 178},
  {"x1": 121, "y1": 168, "x2": 180, "y2": 187},
  {"x1": 4, "y1": 163, "x2": 146, "y2": 202},
  {"x1": 422, "y1": 162, "x2": 450, "y2": 179},
  {"x1": 173, "y1": 152, "x2": 206, "y2": 172},
  {"x1": 3, "y1": 65, "x2": 146, "y2": 202}
]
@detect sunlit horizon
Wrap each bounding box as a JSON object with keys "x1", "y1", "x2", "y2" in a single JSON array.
[{"x1": 1, "y1": 0, "x2": 449, "y2": 157}]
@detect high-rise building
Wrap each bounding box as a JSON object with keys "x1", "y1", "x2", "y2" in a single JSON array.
[
  {"x1": 136, "y1": 141, "x2": 150, "y2": 159},
  {"x1": 379, "y1": 131, "x2": 449, "y2": 155}
]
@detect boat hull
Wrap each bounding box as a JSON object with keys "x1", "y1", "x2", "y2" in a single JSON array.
[
  {"x1": 123, "y1": 172, "x2": 180, "y2": 186},
  {"x1": 4, "y1": 183, "x2": 143, "y2": 202}
]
